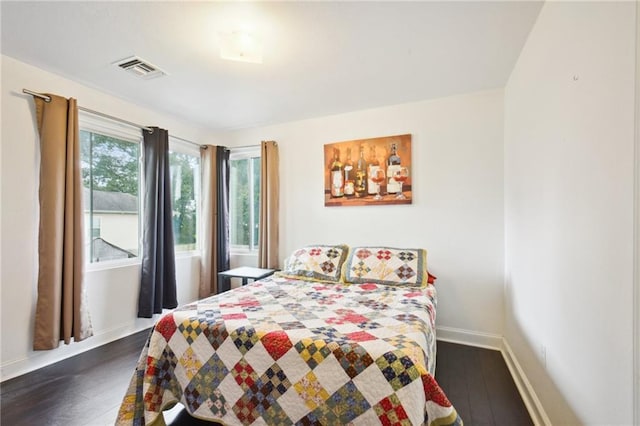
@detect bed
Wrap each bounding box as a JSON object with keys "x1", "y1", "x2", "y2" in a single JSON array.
[{"x1": 116, "y1": 245, "x2": 462, "y2": 426}]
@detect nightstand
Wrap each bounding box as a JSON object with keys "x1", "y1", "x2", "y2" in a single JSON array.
[{"x1": 217, "y1": 266, "x2": 276, "y2": 292}]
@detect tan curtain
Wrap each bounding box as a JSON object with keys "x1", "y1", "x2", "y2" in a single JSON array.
[
  {"x1": 258, "y1": 141, "x2": 280, "y2": 269},
  {"x1": 32, "y1": 94, "x2": 93, "y2": 350},
  {"x1": 200, "y1": 145, "x2": 218, "y2": 297},
  {"x1": 200, "y1": 146, "x2": 231, "y2": 296},
  {"x1": 199, "y1": 145, "x2": 231, "y2": 297}
]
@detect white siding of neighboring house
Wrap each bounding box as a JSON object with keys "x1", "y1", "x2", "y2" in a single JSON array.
[{"x1": 90, "y1": 213, "x2": 139, "y2": 255}]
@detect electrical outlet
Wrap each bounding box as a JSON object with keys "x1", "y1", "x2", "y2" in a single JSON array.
[{"x1": 540, "y1": 345, "x2": 547, "y2": 368}]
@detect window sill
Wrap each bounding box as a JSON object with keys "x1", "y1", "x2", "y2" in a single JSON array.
[
  {"x1": 85, "y1": 257, "x2": 141, "y2": 272},
  {"x1": 175, "y1": 250, "x2": 201, "y2": 259},
  {"x1": 86, "y1": 251, "x2": 201, "y2": 272},
  {"x1": 230, "y1": 250, "x2": 259, "y2": 257}
]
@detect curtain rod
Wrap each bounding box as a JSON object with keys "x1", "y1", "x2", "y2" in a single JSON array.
[
  {"x1": 23, "y1": 88, "x2": 203, "y2": 148},
  {"x1": 231, "y1": 144, "x2": 261, "y2": 150}
]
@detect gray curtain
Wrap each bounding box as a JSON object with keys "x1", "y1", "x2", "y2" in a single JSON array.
[
  {"x1": 32, "y1": 93, "x2": 93, "y2": 349},
  {"x1": 138, "y1": 127, "x2": 177, "y2": 317},
  {"x1": 216, "y1": 146, "x2": 231, "y2": 293},
  {"x1": 199, "y1": 146, "x2": 230, "y2": 297}
]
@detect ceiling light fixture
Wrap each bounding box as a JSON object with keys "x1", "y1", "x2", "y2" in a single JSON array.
[{"x1": 219, "y1": 31, "x2": 263, "y2": 64}]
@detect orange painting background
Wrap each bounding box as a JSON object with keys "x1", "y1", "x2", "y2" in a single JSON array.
[{"x1": 324, "y1": 134, "x2": 412, "y2": 206}]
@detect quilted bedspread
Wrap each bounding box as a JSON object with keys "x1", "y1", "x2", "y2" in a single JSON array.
[{"x1": 116, "y1": 276, "x2": 462, "y2": 426}]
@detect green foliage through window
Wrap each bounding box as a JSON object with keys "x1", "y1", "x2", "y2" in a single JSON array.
[
  {"x1": 81, "y1": 131, "x2": 139, "y2": 196},
  {"x1": 230, "y1": 154, "x2": 261, "y2": 250},
  {"x1": 170, "y1": 151, "x2": 199, "y2": 251}
]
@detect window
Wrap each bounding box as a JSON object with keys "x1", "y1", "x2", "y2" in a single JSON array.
[
  {"x1": 169, "y1": 145, "x2": 200, "y2": 252},
  {"x1": 230, "y1": 147, "x2": 261, "y2": 251},
  {"x1": 80, "y1": 128, "x2": 141, "y2": 263},
  {"x1": 80, "y1": 114, "x2": 202, "y2": 264}
]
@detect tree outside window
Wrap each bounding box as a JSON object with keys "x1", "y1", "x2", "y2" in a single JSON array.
[
  {"x1": 170, "y1": 151, "x2": 199, "y2": 251},
  {"x1": 230, "y1": 151, "x2": 261, "y2": 250}
]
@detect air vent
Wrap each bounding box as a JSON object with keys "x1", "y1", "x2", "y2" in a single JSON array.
[{"x1": 113, "y1": 56, "x2": 166, "y2": 80}]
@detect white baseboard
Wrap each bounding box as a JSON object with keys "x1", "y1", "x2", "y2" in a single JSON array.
[
  {"x1": 435, "y1": 326, "x2": 550, "y2": 426},
  {"x1": 0, "y1": 320, "x2": 154, "y2": 382},
  {"x1": 501, "y1": 339, "x2": 552, "y2": 426},
  {"x1": 436, "y1": 325, "x2": 503, "y2": 350}
]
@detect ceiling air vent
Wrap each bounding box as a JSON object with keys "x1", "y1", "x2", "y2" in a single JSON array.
[{"x1": 113, "y1": 56, "x2": 166, "y2": 80}]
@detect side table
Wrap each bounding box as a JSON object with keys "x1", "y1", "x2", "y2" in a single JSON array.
[{"x1": 217, "y1": 266, "x2": 276, "y2": 292}]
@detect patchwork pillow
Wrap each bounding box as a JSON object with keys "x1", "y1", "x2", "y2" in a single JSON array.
[
  {"x1": 344, "y1": 246, "x2": 428, "y2": 287},
  {"x1": 279, "y1": 244, "x2": 350, "y2": 283}
]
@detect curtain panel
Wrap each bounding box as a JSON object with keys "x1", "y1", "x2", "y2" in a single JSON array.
[
  {"x1": 258, "y1": 141, "x2": 280, "y2": 269},
  {"x1": 138, "y1": 127, "x2": 178, "y2": 317},
  {"x1": 199, "y1": 145, "x2": 230, "y2": 297},
  {"x1": 32, "y1": 94, "x2": 93, "y2": 350},
  {"x1": 215, "y1": 146, "x2": 231, "y2": 293}
]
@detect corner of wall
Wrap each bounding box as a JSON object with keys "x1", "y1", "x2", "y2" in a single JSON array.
[
  {"x1": 501, "y1": 338, "x2": 551, "y2": 426},
  {"x1": 633, "y1": 2, "x2": 640, "y2": 423}
]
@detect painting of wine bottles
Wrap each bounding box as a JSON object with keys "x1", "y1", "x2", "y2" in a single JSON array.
[{"x1": 324, "y1": 134, "x2": 412, "y2": 207}]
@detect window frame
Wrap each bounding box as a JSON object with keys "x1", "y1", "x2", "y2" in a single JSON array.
[
  {"x1": 229, "y1": 146, "x2": 261, "y2": 254},
  {"x1": 91, "y1": 216, "x2": 102, "y2": 239}
]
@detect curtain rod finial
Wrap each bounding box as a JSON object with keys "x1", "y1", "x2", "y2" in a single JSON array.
[{"x1": 22, "y1": 88, "x2": 51, "y2": 103}]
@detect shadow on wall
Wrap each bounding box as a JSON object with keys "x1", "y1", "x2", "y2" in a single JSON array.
[{"x1": 503, "y1": 296, "x2": 581, "y2": 425}]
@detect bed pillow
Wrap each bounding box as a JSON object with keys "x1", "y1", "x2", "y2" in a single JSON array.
[
  {"x1": 344, "y1": 246, "x2": 428, "y2": 287},
  {"x1": 279, "y1": 244, "x2": 350, "y2": 283}
]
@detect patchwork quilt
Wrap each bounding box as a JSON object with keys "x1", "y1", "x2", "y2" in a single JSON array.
[{"x1": 116, "y1": 276, "x2": 462, "y2": 426}]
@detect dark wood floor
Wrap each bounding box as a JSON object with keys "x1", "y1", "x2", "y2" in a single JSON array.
[
  {"x1": 435, "y1": 341, "x2": 532, "y2": 425},
  {"x1": 1, "y1": 331, "x2": 532, "y2": 425}
]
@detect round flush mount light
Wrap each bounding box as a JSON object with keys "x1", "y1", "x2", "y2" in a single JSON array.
[{"x1": 219, "y1": 31, "x2": 263, "y2": 64}]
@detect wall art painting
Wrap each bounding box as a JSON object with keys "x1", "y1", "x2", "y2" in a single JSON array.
[{"x1": 324, "y1": 134, "x2": 412, "y2": 207}]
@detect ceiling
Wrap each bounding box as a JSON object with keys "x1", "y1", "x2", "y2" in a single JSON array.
[{"x1": 1, "y1": 1, "x2": 543, "y2": 132}]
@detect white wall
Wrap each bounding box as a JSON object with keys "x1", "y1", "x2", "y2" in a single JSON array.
[
  {"x1": 0, "y1": 55, "x2": 214, "y2": 380},
  {"x1": 223, "y1": 90, "x2": 506, "y2": 339},
  {"x1": 504, "y1": 2, "x2": 636, "y2": 424}
]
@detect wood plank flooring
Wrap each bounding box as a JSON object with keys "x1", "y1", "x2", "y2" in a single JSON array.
[
  {"x1": 435, "y1": 341, "x2": 532, "y2": 425},
  {"x1": 1, "y1": 331, "x2": 532, "y2": 425},
  {"x1": 0, "y1": 329, "x2": 150, "y2": 426}
]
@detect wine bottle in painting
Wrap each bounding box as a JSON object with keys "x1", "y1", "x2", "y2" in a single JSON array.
[
  {"x1": 330, "y1": 148, "x2": 344, "y2": 198},
  {"x1": 343, "y1": 147, "x2": 354, "y2": 197},
  {"x1": 386, "y1": 143, "x2": 401, "y2": 194},
  {"x1": 367, "y1": 145, "x2": 380, "y2": 195},
  {"x1": 355, "y1": 145, "x2": 367, "y2": 198}
]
